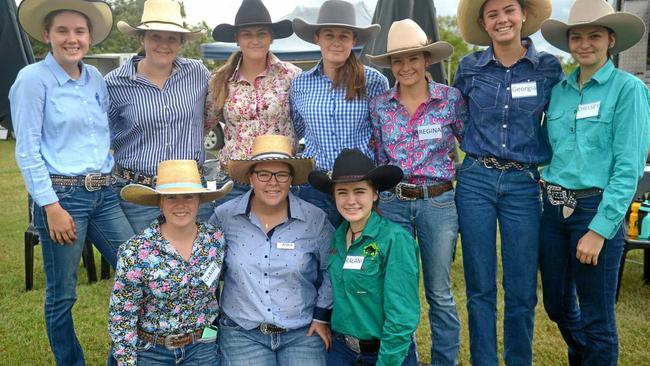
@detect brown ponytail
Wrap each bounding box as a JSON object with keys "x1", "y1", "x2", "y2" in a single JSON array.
[
  {"x1": 209, "y1": 51, "x2": 242, "y2": 112},
  {"x1": 332, "y1": 53, "x2": 366, "y2": 100}
]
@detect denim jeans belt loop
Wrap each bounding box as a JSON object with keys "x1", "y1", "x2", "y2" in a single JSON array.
[
  {"x1": 137, "y1": 328, "x2": 203, "y2": 350},
  {"x1": 50, "y1": 173, "x2": 115, "y2": 192},
  {"x1": 258, "y1": 323, "x2": 288, "y2": 335},
  {"x1": 544, "y1": 183, "x2": 603, "y2": 206},
  {"x1": 471, "y1": 154, "x2": 534, "y2": 171},
  {"x1": 342, "y1": 334, "x2": 381, "y2": 354},
  {"x1": 391, "y1": 181, "x2": 453, "y2": 201}
]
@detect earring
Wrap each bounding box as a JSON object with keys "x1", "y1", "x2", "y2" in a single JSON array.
[{"x1": 522, "y1": 18, "x2": 526, "y2": 23}]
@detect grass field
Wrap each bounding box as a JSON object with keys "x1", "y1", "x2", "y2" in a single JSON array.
[{"x1": 0, "y1": 139, "x2": 648, "y2": 365}]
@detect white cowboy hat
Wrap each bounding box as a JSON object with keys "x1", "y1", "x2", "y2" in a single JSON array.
[
  {"x1": 541, "y1": 0, "x2": 646, "y2": 54},
  {"x1": 366, "y1": 19, "x2": 453, "y2": 69},
  {"x1": 116, "y1": 0, "x2": 204, "y2": 41},
  {"x1": 121, "y1": 160, "x2": 233, "y2": 206},
  {"x1": 228, "y1": 135, "x2": 315, "y2": 185},
  {"x1": 293, "y1": 0, "x2": 380, "y2": 46},
  {"x1": 457, "y1": 0, "x2": 552, "y2": 46},
  {"x1": 17, "y1": 0, "x2": 113, "y2": 45}
]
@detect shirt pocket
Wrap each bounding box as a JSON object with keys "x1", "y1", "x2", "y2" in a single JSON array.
[
  {"x1": 343, "y1": 256, "x2": 381, "y2": 295},
  {"x1": 577, "y1": 107, "x2": 613, "y2": 149},
  {"x1": 513, "y1": 78, "x2": 546, "y2": 114},
  {"x1": 545, "y1": 110, "x2": 568, "y2": 148},
  {"x1": 469, "y1": 76, "x2": 500, "y2": 110}
]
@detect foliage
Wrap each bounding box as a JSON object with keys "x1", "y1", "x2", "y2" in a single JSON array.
[{"x1": 437, "y1": 15, "x2": 481, "y2": 83}]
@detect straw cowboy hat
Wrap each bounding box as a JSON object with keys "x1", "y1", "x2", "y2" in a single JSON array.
[
  {"x1": 366, "y1": 19, "x2": 453, "y2": 69},
  {"x1": 121, "y1": 160, "x2": 233, "y2": 206},
  {"x1": 17, "y1": 0, "x2": 113, "y2": 45},
  {"x1": 212, "y1": 0, "x2": 293, "y2": 43},
  {"x1": 457, "y1": 0, "x2": 552, "y2": 46},
  {"x1": 293, "y1": 0, "x2": 380, "y2": 45},
  {"x1": 308, "y1": 149, "x2": 403, "y2": 194},
  {"x1": 228, "y1": 135, "x2": 315, "y2": 185},
  {"x1": 117, "y1": 0, "x2": 204, "y2": 40},
  {"x1": 541, "y1": 0, "x2": 646, "y2": 54}
]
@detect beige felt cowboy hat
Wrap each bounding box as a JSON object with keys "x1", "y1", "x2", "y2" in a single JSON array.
[
  {"x1": 293, "y1": 0, "x2": 380, "y2": 46},
  {"x1": 117, "y1": 0, "x2": 204, "y2": 40},
  {"x1": 121, "y1": 160, "x2": 233, "y2": 206},
  {"x1": 17, "y1": 0, "x2": 113, "y2": 45},
  {"x1": 457, "y1": 0, "x2": 552, "y2": 46},
  {"x1": 366, "y1": 19, "x2": 453, "y2": 69},
  {"x1": 541, "y1": 0, "x2": 646, "y2": 54},
  {"x1": 228, "y1": 135, "x2": 315, "y2": 185}
]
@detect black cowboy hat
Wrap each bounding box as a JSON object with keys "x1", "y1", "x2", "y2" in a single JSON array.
[
  {"x1": 212, "y1": 0, "x2": 293, "y2": 42},
  {"x1": 308, "y1": 149, "x2": 403, "y2": 194}
]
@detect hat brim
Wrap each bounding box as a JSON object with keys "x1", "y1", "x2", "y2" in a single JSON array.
[
  {"x1": 228, "y1": 157, "x2": 315, "y2": 185},
  {"x1": 212, "y1": 19, "x2": 294, "y2": 43},
  {"x1": 121, "y1": 181, "x2": 233, "y2": 206},
  {"x1": 457, "y1": 0, "x2": 552, "y2": 46},
  {"x1": 541, "y1": 13, "x2": 646, "y2": 54},
  {"x1": 117, "y1": 20, "x2": 205, "y2": 41},
  {"x1": 366, "y1": 41, "x2": 453, "y2": 69},
  {"x1": 308, "y1": 165, "x2": 403, "y2": 194},
  {"x1": 18, "y1": 0, "x2": 113, "y2": 45},
  {"x1": 292, "y1": 18, "x2": 380, "y2": 46}
]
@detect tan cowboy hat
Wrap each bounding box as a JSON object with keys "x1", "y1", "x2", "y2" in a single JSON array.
[
  {"x1": 228, "y1": 135, "x2": 315, "y2": 185},
  {"x1": 366, "y1": 19, "x2": 453, "y2": 69},
  {"x1": 17, "y1": 0, "x2": 113, "y2": 45},
  {"x1": 121, "y1": 160, "x2": 233, "y2": 206},
  {"x1": 457, "y1": 0, "x2": 552, "y2": 46},
  {"x1": 541, "y1": 0, "x2": 646, "y2": 54},
  {"x1": 117, "y1": 0, "x2": 204, "y2": 40},
  {"x1": 293, "y1": 0, "x2": 380, "y2": 46}
]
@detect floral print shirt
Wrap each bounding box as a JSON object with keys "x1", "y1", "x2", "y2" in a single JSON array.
[
  {"x1": 204, "y1": 53, "x2": 301, "y2": 166},
  {"x1": 369, "y1": 80, "x2": 467, "y2": 184},
  {"x1": 108, "y1": 221, "x2": 225, "y2": 366}
]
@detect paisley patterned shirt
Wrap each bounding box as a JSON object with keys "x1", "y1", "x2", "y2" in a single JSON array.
[
  {"x1": 204, "y1": 53, "x2": 301, "y2": 166},
  {"x1": 108, "y1": 221, "x2": 225, "y2": 366},
  {"x1": 369, "y1": 80, "x2": 467, "y2": 184}
]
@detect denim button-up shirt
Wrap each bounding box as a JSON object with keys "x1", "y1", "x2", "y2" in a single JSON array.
[
  {"x1": 210, "y1": 190, "x2": 334, "y2": 330},
  {"x1": 453, "y1": 39, "x2": 563, "y2": 164}
]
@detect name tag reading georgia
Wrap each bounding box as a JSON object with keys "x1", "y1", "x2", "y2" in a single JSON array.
[
  {"x1": 511, "y1": 81, "x2": 537, "y2": 99},
  {"x1": 417, "y1": 125, "x2": 442, "y2": 141},
  {"x1": 576, "y1": 101, "x2": 601, "y2": 119},
  {"x1": 343, "y1": 255, "x2": 365, "y2": 270}
]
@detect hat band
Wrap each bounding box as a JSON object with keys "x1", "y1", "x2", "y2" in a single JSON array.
[
  {"x1": 156, "y1": 182, "x2": 204, "y2": 190},
  {"x1": 139, "y1": 20, "x2": 185, "y2": 29},
  {"x1": 387, "y1": 43, "x2": 428, "y2": 53},
  {"x1": 251, "y1": 151, "x2": 293, "y2": 160},
  {"x1": 333, "y1": 174, "x2": 367, "y2": 181}
]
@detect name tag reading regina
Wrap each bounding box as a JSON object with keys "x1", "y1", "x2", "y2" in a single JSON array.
[{"x1": 343, "y1": 256, "x2": 365, "y2": 270}]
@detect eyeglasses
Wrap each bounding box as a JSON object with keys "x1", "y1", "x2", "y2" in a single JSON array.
[{"x1": 252, "y1": 170, "x2": 292, "y2": 183}]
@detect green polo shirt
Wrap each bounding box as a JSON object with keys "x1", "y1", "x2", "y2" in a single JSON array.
[
  {"x1": 328, "y1": 211, "x2": 420, "y2": 366},
  {"x1": 542, "y1": 60, "x2": 650, "y2": 239}
]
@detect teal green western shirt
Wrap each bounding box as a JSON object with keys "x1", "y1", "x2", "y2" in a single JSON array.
[
  {"x1": 329, "y1": 211, "x2": 420, "y2": 366},
  {"x1": 542, "y1": 60, "x2": 650, "y2": 239}
]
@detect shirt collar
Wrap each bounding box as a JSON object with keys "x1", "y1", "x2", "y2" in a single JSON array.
[
  {"x1": 238, "y1": 189, "x2": 300, "y2": 221},
  {"x1": 388, "y1": 79, "x2": 446, "y2": 103},
  {"x1": 231, "y1": 52, "x2": 280, "y2": 82},
  {"x1": 44, "y1": 53, "x2": 88, "y2": 86},
  {"x1": 343, "y1": 210, "x2": 381, "y2": 242},
  {"x1": 304, "y1": 60, "x2": 325, "y2": 78},
  {"x1": 116, "y1": 55, "x2": 186, "y2": 80},
  {"x1": 564, "y1": 60, "x2": 615, "y2": 89},
  {"x1": 476, "y1": 38, "x2": 540, "y2": 69}
]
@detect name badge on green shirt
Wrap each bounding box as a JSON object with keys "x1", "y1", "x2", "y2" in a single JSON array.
[
  {"x1": 576, "y1": 101, "x2": 600, "y2": 119},
  {"x1": 343, "y1": 255, "x2": 364, "y2": 270}
]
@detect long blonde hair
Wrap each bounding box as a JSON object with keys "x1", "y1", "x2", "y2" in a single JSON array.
[{"x1": 209, "y1": 51, "x2": 242, "y2": 112}]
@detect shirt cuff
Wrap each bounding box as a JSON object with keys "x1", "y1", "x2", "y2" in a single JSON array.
[
  {"x1": 588, "y1": 213, "x2": 620, "y2": 240},
  {"x1": 313, "y1": 307, "x2": 332, "y2": 323},
  {"x1": 33, "y1": 190, "x2": 59, "y2": 208}
]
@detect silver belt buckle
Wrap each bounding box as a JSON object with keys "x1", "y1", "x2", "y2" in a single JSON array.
[
  {"x1": 84, "y1": 172, "x2": 104, "y2": 192},
  {"x1": 395, "y1": 182, "x2": 417, "y2": 201},
  {"x1": 546, "y1": 185, "x2": 567, "y2": 205},
  {"x1": 163, "y1": 333, "x2": 185, "y2": 350},
  {"x1": 259, "y1": 323, "x2": 277, "y2": 335},
  {"x1": 344, "y1": 335, "x2": 361, "y2": 353}
]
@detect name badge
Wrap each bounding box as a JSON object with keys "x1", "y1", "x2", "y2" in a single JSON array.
[
  {"x1": 201, "y1": 262, "x2": 221, "y2": 287},
  {"x1": 576, "y1": 101, "x2": 601, "y2": 119},
  {"x1": 511, "y1": 81, "x2": 537, "y2": 99},
  {"x1": 276, "y1": 242, "x2": 295, "y2": 250},
  {"x1": 206, "y1": 181, "x2": 217, "y2": 191},
  {"x1": 343, "y1": 255, "x2": 365, "y2": 270},
  {"x1": 417, "y1": 125, "x2": 442, "y2": 141}
]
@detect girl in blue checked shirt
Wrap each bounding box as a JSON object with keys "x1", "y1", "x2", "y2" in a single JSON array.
[
  {"x1": 452, "y1": 0, "x2": 562, "y2": 364},
  {"x1": 539, "y1": 0, "x2": 649, "y2": 363},
  {"x1": 291, "y1": 0, "x2": 389, "y2": 227}
]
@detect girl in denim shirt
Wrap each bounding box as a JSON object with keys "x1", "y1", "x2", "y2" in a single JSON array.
[{"x1": 452, "y1": 0, "x2": 562, "y2": 364}]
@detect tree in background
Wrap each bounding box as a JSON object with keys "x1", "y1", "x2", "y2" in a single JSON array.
[{"x1": 437, "y1": 15, "x2": 479, "y2": 83}]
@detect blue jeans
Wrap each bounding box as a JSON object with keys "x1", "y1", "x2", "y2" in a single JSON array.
[
  {"x1": 296, "y1": 185, "x2": 342, "y2": 228},
  {"x1": 539, "y1": 193, "x2": 624, "y2": 366},
  {"x1": 135, "y1": 338, "x2": 219, "y2": 365},
  {"x1": 327, "y1": 332, "x2": 418, "y2": 366},
  {"x1": 455, "y1": 156, "x2": 541, "y2": 366},
  {"x1": 379, "y1": 189, "x2": 460, "y2": 365},
  {"x1": 33, "y1": 185, "x2": 134, "y2": 366},
  {"x1": 218, "y1": 315, "x2": 326, "y2": 366}
]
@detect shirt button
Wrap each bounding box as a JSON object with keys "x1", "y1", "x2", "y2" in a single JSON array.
[
  {"x1": 505, "y1": 105, "x2": 509, "y2": 109},
  {"x1": 83, "y1": 100, "x2": 87, "y2": 104},
  {"x1": 265, "y1": 290, "x2": 269, "y2": 293},
  {"x1": 267, "y1": 308, "x2": 271, "y2": 312},
  {"x1": 502, "y1": 125, "x2": 507, "y2": 128},
  {"x1": 506, "y1": 70, "x2": 510, "y2": 73},
  {"x1": 506, "y1": 87, "x2": 510, "y2": 91},
  {"x1": 501, "y1": 144, "x2": 506, "y2": 148},
  {"x1": 264, "y1": 273, "x2": 268, "y2": 276},
  {"x1": 264, "y1": 255, "x2": 268, "y2": 258}
]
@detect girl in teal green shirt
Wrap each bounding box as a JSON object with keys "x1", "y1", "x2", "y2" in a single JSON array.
[{"x1": 539, "y1": 0, "x2": 650, "y2": 364}]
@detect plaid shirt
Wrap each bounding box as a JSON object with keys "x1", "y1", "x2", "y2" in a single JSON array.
[{"x1": 291, "y1": 62, "x2": 389, "y2": 170}]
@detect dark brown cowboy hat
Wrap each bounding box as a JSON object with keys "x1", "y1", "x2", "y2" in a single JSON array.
[{"x1": 212, "y1": 0, "x2": 293, "y2": 42}]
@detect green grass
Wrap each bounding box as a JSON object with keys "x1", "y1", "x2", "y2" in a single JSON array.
[{"x1": 0, "y1": 140, "x2": 648, "y2": 365}]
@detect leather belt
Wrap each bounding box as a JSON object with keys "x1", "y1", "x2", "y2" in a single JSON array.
[
  {"x1": 340, "y1": 334, "x2": 381, "y2": 354},
  {"x1": 470, "y1": 154, "x2": 536, "y2": 171},
  {"x1": 391, "y1": 181, "x2": 453, "y2": 201},
  {"x1": 137, "y1": 328, "x2": 203, "y2": 350},
  {"x1": 115, "y1": 166, "x2": 156, "y2": 187},
  {"x1": 258, "y1": 323, "x2": 288, "y2": 335},
  {"x1": 50, "y1": 173, "x2": 114, "y2": 192}
]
